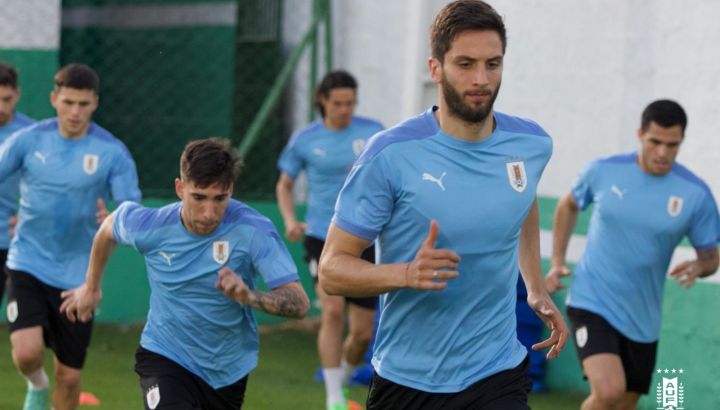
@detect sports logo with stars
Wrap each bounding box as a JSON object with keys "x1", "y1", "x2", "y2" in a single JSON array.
[{"x1": 655, "y1": 368, "x2": 685, "y2": 410}]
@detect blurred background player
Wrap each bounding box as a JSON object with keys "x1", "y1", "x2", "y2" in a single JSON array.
[
  {"x1": 0, "y1": 63, "x2": 141, "y2": 410},
  {"x1": 320, "y1": 1, "x2": 567, "y2": 409},
  {"x1": 61, "y1": 138, "x2": 310, "y2": 409},
  {"x1": 546, "y1": 99, "x2": 719, "y2": 410},
  {"x1": 276, "y1": 70, "x2": 383, "y2": 410},
  {"x1": 0, "y1": 62, "x2": 35, "y2": 304}
]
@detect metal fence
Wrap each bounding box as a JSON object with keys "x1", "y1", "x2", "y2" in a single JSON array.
[{"x1": 1, "y1": 0, "x2": 328, "y2": 199}]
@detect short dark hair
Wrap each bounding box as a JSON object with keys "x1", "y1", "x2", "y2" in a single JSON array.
[
  {"x1": 180, "y1": 138, "x2": 242, "y2": 189},
  {"x1": 54, "y1": 63, "x2": 99, "y2": 94},
  {"x1": 641, "y1": 99, "x2": 687, "y2": 134},
  {"x1": 430, "y1": 0, "x2": 507, "y2": 62},
  {"x1": 314, "y1": 70, "x2": 357, "y2": 117},
  {"x1": 0, "y1": 62, "x2": 19, "y2": 89}
]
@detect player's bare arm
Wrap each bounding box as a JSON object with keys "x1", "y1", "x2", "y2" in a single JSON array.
[
  {"x1": 319, "y1": 220, "x2": 460, "y2": 297},
  {"x1": 519, "y1": 198, "x2": 568, "y2": 359},
  {"x1": 60, "y1": 211, "x2": 117, "y2": 323},
  {"x1": 546, "y1": 192, "x2": 580, "y2": 293},
  {"x1": 216, "y1": 267, "x2": 310, "y2": 319},
  {"x1": 670, "y1": 247, "x2": 719, "y2": 288},
  {"x1": 275, "y1": 172, "x2": 306, "y2": 242}
]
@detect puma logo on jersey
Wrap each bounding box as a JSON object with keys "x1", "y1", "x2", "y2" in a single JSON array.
[
  {"x1": 610, "y1": 185, "x2": 626, "y2": 199},
  {"x1": 422, "y1": 172, "x2": 447, "y2": 191},
  {"x1": 158, "y1": 251, "x2": 175, "y2": 266},
  {"x1": 34, "y1": 151, "x2": 48, "y2": 164},
  {"x1": 312, "y1": 148, "x2": 327, "y2": 157}
]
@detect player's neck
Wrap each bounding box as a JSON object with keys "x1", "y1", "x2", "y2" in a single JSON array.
[
  {"x1": 58, "y1": 124, "x2": 90, "y2": 140},
  {"x1": 434, "y1": 106, "x2": 495, "y2": 142},
  {"x1": 0, "y1": 112, "x2": 15, "y2": 127},
  {"x1": 323, "y1": 118, "x2": 350, "y2": 131}
]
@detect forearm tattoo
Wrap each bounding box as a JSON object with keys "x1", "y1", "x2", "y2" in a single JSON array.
[{"x1": 250, "y1": 286, "x2": 309, "y2": 318}]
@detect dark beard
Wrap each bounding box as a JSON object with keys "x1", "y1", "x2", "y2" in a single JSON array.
[{"x1": 441, "y1": 74, "x2": 500, "y2": 124}]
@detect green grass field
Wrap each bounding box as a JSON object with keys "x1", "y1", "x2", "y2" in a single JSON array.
[{"x1": 0, "y1": 324, "x2": 585, "y2": 409}]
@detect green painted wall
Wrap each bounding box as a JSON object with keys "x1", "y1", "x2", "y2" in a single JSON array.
[
  {"x1": 0, "y1": 49, "x2": 57, "y2": 119},
  {"x1": 60, "y1": 26, "x2": 237, "y2": 198}
]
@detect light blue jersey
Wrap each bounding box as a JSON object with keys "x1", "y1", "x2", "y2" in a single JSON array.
[
  {"x1": 113, "y1": 200, "x2": 299, "y2": 388},
  {"x1": 567, "y1": 153, "x2": 719, "y2": 342},
  {"x1": 0, "y1": 112, "x2": 34, "y2": 249},
  {"x1": 0, "y1": 119, "x2": 141, "y2": 289},
  {"x1": 333, "y1": 107, "x2": 552, "y2": 393},
  {"x1": 277, "y1": 116, "x2": 383, "y2": 240}
]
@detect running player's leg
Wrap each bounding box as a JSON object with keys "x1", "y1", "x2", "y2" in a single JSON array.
[
  {"x1": 7, "y1": 269, "x2": 50, "y2": 410},
  {"x1": 567, "y1": 307, "x2": 627, "y2": 410},
  {"x1": 343, "y1": 303, "x2": 374, "y2": 373},
  {"x1": 317, "y1": 283, "x2": 348, "y2": 409},
  {"x1": 341, "y1": 244, "x2": 378, "y2": 389},
  {"x1": 53, "y1": 358, "x2": 81, "y2": 410},
  {"x1": 616, "y1": 335, "x2": 657, "y2": 410},
  {"x1": 45, "y1": 271, "x2": 93, "y2": 410},
  {"x1": 135, "y1": 346, "x2": 200, "y2": 410},
  {"x1": 581, "y1": 354, "x2": 627, "y2": 410}
]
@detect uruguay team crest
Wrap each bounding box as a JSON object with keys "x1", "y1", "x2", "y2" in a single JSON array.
[
  {"x1": 6, "y1": 301, "x2": 18, "y2": 323},
  {"x1": 575, "y1": 326, "x2": 588, "y2": 348},
  {"x1": 352, "y1": 139, "x2": 366, "y2": 156},
  {"x1": 83, "y1": 154, "x2": 99, "y2": 175},
  {"x1": 213, "y1": 240, "x2": 230, "y2": 265},
  {"x1": 146, "y1": 385, "x2": 160, "y2": 409},
  {"x1": 667, "y1": 196, "x2": 684, "y2": 217},
  {"x1": 506, "y1": 160, "x2": 527, "y2": 192}
]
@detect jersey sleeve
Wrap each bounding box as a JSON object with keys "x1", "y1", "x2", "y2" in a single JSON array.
[
  {"x1": 109, "y1": 146, "x2": 142, "y2": 203},
  {"x1": 0, "y1": 129, "x2": 31, "y2": 181},
  {"x1": 277, "y1": 132, "x2": 305, "y2": 179},
  {"x1": 570, "y1": 160, "x2": 599, "y2": 211},
  {"x1": 250, "y1": 225, "x2": 299, "y2": 289},
  {"x1": 112, "y1": 201, "x2": 144, "y2": 251},
  {"x1": 332, "y1": 153, "x2": 395, "y2": 241},
  {"x1": 688, "y1": 191, "x2": 720, "y2": 250}
]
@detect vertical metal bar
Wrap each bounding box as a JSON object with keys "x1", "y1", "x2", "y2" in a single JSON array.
[
  {"x1": 308, "y1": 0, "x2": 320, "y2": 121},
  {"x1": 324, "y1": 0, "x2": 332, "y2": 72}
]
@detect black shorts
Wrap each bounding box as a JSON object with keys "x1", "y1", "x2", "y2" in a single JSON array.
[
  {"x1": 304, "y1": 235, "x2": 378, "y2": 310},
  {"x1": 5, "y1": 268, "x2": 94, "y2": 369},
  {"x1": 135, "y1": 346, "x2": 248, "y2": 410},
  {"x1": 567, "y1": 306, "x2": 658, "y2": 394},
  {"x1": 367, "y1": 356, "x2": 531, "y2": 410},
  {"x1": 0, "y1": 249, "x2": 7, "y2": 301}
]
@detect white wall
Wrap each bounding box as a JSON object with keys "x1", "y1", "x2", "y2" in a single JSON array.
[{"x1": 283, "y1": 0, "x2": 718, "y2": 199}]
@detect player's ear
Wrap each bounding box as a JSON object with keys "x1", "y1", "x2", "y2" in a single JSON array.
[
  {"x1": 429, "y1": 57, "x2": 442, "y2": 84},
  {"x1": 175, "y1": 178, "x2": 184, "y2": 200}
]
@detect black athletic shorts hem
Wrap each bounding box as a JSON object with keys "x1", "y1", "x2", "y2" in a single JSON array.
[
  {"x1": 367, "y1": 356, "x2": 531, "y2": 410},
  {"x1": 5, "y1": 268, "x2": 93, "y2": 369},
  {"x1": 0, "y1": 249, "x2": 7, "y2": 302},
  {"x1": 567, "y1": 306, "x2": 657, "y2": 394},
  {"x1": 135, "y1": 346, "x2": 248, "y2": 410},
  {"x1": 304, "y1": 235, "x2": 377, "y2": 310}
]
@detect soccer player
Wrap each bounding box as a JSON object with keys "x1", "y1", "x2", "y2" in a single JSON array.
[
  {"x1": 0, "y1": 64, "x2": 141, "y2": 410},
  {"x1": 318, "y1": 1, "x2": 568, "y2": 409},
  {"x1": 546, "y1": 99, "x2": 719, "y2": 410},
  {"x1": 0, "y1": 62, "x2": 35, "y2": 302},
  {"x1": 61, "y1": 138, "x2": 310, "y2": 410},
  {"x1": 276, "y1": 70, "x2": 383, "y2": 410}
]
